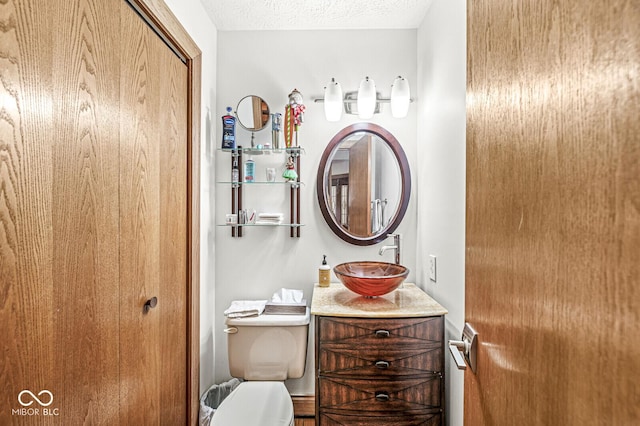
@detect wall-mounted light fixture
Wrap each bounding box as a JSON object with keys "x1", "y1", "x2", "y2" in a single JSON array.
[
  {"x1": 357, "y1": 76, "x2": 377, "y2": 119},
  {"x1": 315, "y1": 76, "x2": 412, "y2": 121},
  {"x1": 323, "y1": 78, "x2": 343, "y2": 122},
  {"x1": 390, "y1": 76, "x2": 410, "y2": 118}
]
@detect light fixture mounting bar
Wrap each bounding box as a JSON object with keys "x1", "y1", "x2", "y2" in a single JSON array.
[
  {"x1": 313, "y1": 95, "x2": 414, "y2": 115},
  {"x1": 313, "y1": 97, "x2": 415, "y2": 104}
]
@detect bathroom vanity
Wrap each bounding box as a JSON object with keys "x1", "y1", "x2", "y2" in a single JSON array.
[{"x1": 311, "y1": 283, "x2": 448, "y2": 425}]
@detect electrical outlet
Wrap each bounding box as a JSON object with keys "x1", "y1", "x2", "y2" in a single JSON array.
[{"x1": 429, "y1": 255, "x2": 437, "y2": 282}]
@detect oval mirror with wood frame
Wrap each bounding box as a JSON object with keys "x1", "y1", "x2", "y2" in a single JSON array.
[{"x1": 317, "y1": 123, "x2": 411, "y2": 245}]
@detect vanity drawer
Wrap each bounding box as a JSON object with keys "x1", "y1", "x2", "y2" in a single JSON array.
[
  {"x1": 319, "y1": 411, "x2": 442, "y2": 426},
  {"x1": 317, "y1": 375, "x2": 442, "y2": 414},
  {"x1": 317, "y1": 316, "x2": 444, "y2": 347},
  {"x1": 318, "y1": 344, "x2": 442, "y2": 377},
  {"x1": 316, "y1": 316, "x2": 444, "y2": 376}
]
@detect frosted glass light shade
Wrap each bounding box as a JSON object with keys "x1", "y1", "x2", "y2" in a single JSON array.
[
  {"x1": 324, "y1": 78, "x2": 343, "y2": 122},
  {"x1": 357, "y1": 77, "x2": 376, "y2": 119},
  {"x1": 390, "y1": 76, "x2": 410, "y2": 118}
]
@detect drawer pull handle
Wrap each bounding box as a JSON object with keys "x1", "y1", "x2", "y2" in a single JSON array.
[
  {"x1": 375, "y1": 360, "x2": 390, "y2": 369},
  {"x1": 375, "y1": 330, "x2": 390, "y2": 338},
  {"x1": 375, "y1": 392, "x2": 390, "y2": 402}
]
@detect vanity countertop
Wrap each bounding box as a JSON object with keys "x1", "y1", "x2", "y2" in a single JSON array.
[{"x1": 310, "y1": 282, "x2": 448, "y2": 318}]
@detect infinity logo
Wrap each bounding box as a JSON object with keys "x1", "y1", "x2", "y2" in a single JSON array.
[{"x1": 18, "y1": 390, "x2": 53, "y2": 407}]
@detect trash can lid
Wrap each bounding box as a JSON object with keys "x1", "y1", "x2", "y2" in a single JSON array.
[{"x1": 212, "y1": 381, "x2": 293, "y2": 426}]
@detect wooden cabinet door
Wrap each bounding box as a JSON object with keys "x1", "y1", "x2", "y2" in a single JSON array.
[
  {"x1": 119, "y1": 2, "x2": 189, "y2": 423},
  {"x1": 0, "y1": 0, "x2": 122, "y2": 423},
  {"x1": 0, "y1": 1, "x2": 190, "y2": 424},
  {"x1": 118, "y1": 3, "x2": 188, "y2": 424}
]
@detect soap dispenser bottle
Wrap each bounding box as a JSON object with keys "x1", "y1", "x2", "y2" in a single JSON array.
[
  {"x1": 319, "y1": 255, "x2": 331, "y2": 287},
  {"x1": 244, "y1": 156, "x2": 255, "y2": 182}
]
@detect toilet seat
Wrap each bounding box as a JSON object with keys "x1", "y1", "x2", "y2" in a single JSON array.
[{"x1": 212, "y1": 381, "x2": 294, "y2": 426}]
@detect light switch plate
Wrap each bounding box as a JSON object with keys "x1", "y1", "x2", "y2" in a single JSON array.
[{"x1": 429, "y1": 255, "x2": 437, "y2": 282}]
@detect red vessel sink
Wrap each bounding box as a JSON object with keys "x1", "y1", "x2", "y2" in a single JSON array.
[{"x1": 333, "y1": 261, "x2": 409, "y2": 297}]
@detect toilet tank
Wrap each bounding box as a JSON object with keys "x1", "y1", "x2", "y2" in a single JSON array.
[{"x1": 225, "y1": 308, "x2": 310, "y2": 381}]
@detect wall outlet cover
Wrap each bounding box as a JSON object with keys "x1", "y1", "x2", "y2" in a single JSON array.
[{"x1": 429, "y1": 255, "x2": 437, "y2": 282}]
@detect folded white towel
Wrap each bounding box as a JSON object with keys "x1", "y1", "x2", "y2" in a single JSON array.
[
  {"x1": 254, "y1": 212, "x2": 284, "y2": 226},
  {"x1": 257, "y1": 213, "x2": 284, "y2": 219},
  {"x1": 224, "y1": 300, "x2": 268, "y2": 318}
]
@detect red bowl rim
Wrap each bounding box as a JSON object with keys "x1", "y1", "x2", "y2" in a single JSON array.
[{"x1": 333, "y1": 261, "x2": 410, "y2": 280}]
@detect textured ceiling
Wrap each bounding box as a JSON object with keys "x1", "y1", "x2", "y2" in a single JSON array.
[{"x1": 200, "y1": 0, "x2": 433, "y2": 31}]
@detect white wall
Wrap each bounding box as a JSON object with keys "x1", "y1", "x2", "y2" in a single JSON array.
[
  {"x1": 163, "y1": 0, "x2": 217, "y2": 395},
  {"x1": 417, "y1": 1, "x2": 467, "y2": 425},
  {"x1": 163, "y1": 3, "x2": 467, "y2": 415},
  {"x1": 215, "y1": 30, "x2": 418, "y2": 395}
]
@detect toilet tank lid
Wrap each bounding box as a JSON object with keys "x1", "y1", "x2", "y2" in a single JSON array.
[{"x1": 225, "y1": 307, "x2": 310, "y2": 326}]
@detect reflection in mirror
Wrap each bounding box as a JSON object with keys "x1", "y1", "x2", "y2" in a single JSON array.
[
  {"x1": 328, "y1": 132, "x2": 400, "y2": 236},
  {"x1": 317, "y1": 123, "x2": 410, "y2": 245},
  {"x1": 236, "y1": 95, "x2": 270, "y2": 131}
]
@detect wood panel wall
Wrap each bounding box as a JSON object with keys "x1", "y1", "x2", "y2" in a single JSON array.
[{"x1": 466, "y1": 0, "x2": 639, "y2": 424}]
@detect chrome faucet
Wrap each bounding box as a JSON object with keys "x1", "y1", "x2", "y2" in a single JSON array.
[{"x1": 378, "y1": 233, "x2": 401, "y2": 264}]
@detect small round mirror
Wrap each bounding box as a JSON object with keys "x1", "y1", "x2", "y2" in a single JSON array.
[
  {"x1": 236, "y1": 95, "x2": 270, "y2": 131},
  {"x1": 317, "y1": 123, "x2": 411, "y2": 245}
]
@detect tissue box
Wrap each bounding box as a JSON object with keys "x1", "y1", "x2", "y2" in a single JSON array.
[{"x1": 263, "y1": 300, "x2": 307, "y2": 315}]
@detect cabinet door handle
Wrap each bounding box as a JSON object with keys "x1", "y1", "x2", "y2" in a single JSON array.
[
  {"x1": 375, "y1": 329, "x2": 390, "y2": 338},
  {"x1": 375, "y1": 360, "x2": 390, "y2": 369},
  {"x1": 448, "y1": 340, "x2": 467, "y2": 370},
  {"x1": 143, "y1": 297, "x2": 158, "y2": 313},
  {"x1": 448, "y1": 322, "x2": 479, "y2": 373},
  {"x1": 375, "y1": 392, "x2": 390, "y2": 402}
]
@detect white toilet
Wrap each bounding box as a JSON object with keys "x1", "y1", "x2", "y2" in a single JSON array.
[{"x1": 213, "y1": 308, "x2": 310, "y2": 426}]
